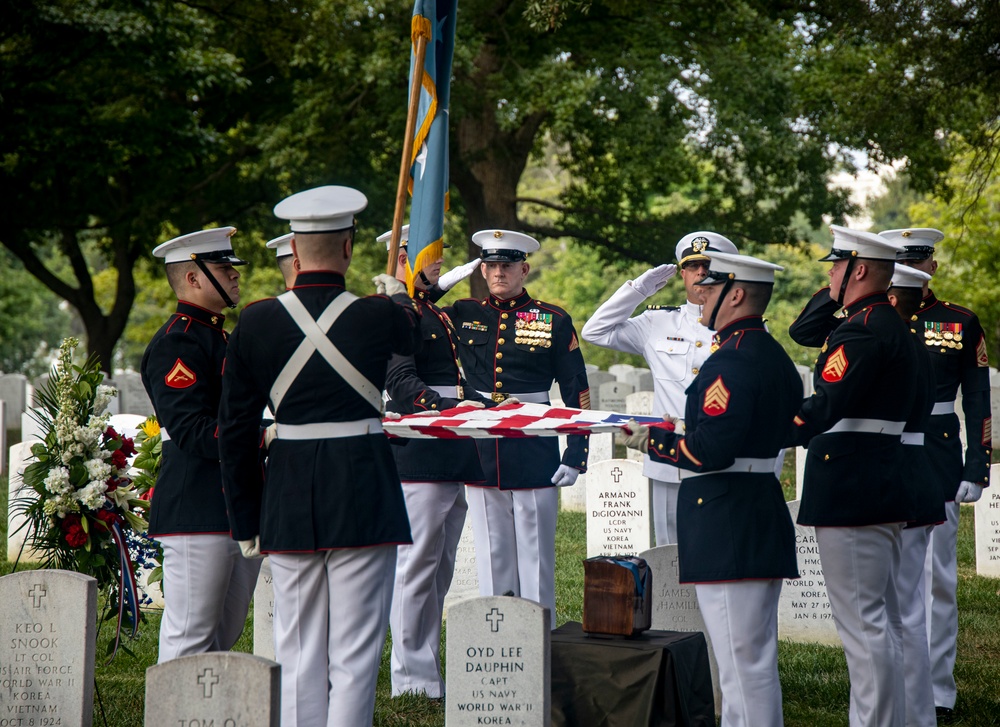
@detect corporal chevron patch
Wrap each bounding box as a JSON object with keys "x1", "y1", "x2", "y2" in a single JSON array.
[
  {"x1": 165, "y1": 358, "x2": 197, "y2": 389},
  {"x1": 821, "y1": 345, "x2": 848, "y2": 383},
  {"x1": 977, "y1": 335, "x2": 989, "y2": 367},
  {"x1": 703, "y1": 376, "x2": 731, "y2": 416}
]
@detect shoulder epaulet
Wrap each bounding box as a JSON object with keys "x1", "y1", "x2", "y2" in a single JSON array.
[
  {"x1": 941, "y1": 301, "x2": 976, "y2": 317},
  {"x1": 646, "y1": 304, "x2": 680, "y2": 311}
]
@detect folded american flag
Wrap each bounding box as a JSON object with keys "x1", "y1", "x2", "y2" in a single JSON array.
[{"x1": 382, "y1": 402, "x2": 662, "y2": 439}]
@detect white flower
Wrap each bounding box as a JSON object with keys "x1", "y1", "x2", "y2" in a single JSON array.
[
  {"x1": 93, "y1": 385, "x2": 117, "y2": 415},
  {"x1": 43, "y1": 467, "x2": 72, "y2": 495},
  {"x1": 76, "y1": 481, "x2": 108, "y2": 510},
  {"x1": 84, "y1": 459, "x2": 112, "y2": 482},
  {"x1": 107, "y1": 484, "x2": 138, "y2": 509},
  {"x1": 74, "y1": 424, "x2": 101, "y2": 448},
  {"x1": 43, "y1": 495, "x2": 76, "y2": 517}
]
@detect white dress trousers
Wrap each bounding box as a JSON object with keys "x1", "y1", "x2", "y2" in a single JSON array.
[
  {"x1": 817, "y1": 524, "x2": 904, "y2": 727},
  {"x1": 466, "y1": 486, "x2": 558, "y2": 628},
  {"x1": 651, "y1": 479, "x2": 681, "y2": 546},
  {"x1": 157, "y1": 533, "x2": 261, "y2": 663},
  {"x1": 269, "y1": 545, "x2": 396, "y2": 727},
  {"x1": 695, "y1": 579, "x2": 784, "y2": 727},
  {"x1": 389, "y1": 481, "x2": 467, "y2": 697},
  {"x1": 924, "y1": 500, "x2": 959, "y2": 710},
  {"x1": 898, "y1": 525, "x2": 936, "y2": 727}
]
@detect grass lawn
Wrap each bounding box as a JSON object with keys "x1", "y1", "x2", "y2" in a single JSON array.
[{"x1": 3, "y1": 467, "x2": 1000, "y2": 725}]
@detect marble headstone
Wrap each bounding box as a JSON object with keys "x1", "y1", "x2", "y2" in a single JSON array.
[
  {"x1": 586, "y1": 459, "x2": 651, "y2": 557},
  {"x1": 777, "y1": 500, "x2": 840, "y2": 645},
  {"x1": 598, "y1": 381, "x2": 634, "y2": 416},
  {"x1": 0, "y1": 373, "x2": 29, "y2": 430},
  {"x1": 117, "y1": 371, "x2": 155, "y2": 417},
  {"x1": 446, "y1": 596, "x2": 549, "y2": 726},
  {"x1": 974, "y1": 464, "x2": 1000, "y2": 578},
  {"x1": 624, "y1": 368, "x2": 653, "y2": 394},
  {"x1": 624, "y1": 391, "x2": 655, "y2": 463},
  {"x1": 607, "y1": 363, "x2": 636, "y2": 382},
  {"x1": 253, "y1": 557, "x2": 275, "y2": 660},
  {"x1": 144, "y1": 652, "x2": 280, "y2": 727},
  {"x1": 0, "y1": 401, "x2": 5, "y2": 474},
  {"x1": 7, "y1": 441, "x2": 42, "y2": 562},
  {"x1": 639, "y1": 544, "x2": 721, "y2": 716},
  {"x1": 0, "y1": 570, "x2": 97, "y2": 726},
  {"x1": 560, "y1": 432, "x2": 613, "y2": 513},
  {"x1": 19, "y1": 410, "x2": 45, "y2": 443},
  {"x1": 444, "y1": 513, "x2": 480, "y2": 616},
  {"x1": 795, "y1": 364, "x2": 814, "y2": 398}
]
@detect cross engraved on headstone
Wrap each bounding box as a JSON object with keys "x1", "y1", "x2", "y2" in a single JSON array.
[
  {"x1": 486, "y1": 607, "x2": 504, "y2": 633},
  {"x1": 671, "y1": 556, "x2": 679, "y2": 578},
  {"x1": 611, "y1": 466, "x2": 622, "y2": 483},
  {"x1": 198, "y1": 668, "x2": 221, "y2": 698},
  {"x1": 29, "y1": 583, "x2": 47, "y2": 608}
]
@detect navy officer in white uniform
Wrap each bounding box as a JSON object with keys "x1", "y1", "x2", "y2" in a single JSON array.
[
  {"x1": 582, "y1": 231, "x2": 737, "y2": 545},
  {"x1": 442, "y1": 230, "x2": 590, "y2": 628},
  {"x1": 623, "y1": 250, "x2": 801, "y2": 727},
  {"x1": 141, "y1": 227, "x2": 261, "y2": 663},
  {"x1": 218, "y1": 186, "x2": 422, "y2": 727}
]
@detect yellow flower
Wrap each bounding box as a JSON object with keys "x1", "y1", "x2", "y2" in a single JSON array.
[{"x1": 140, "y1": 418, "x2": 160, "y2": 438}]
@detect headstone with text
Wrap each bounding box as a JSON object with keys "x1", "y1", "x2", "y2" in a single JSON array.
[
  {"x1": 144, "y1": 652, "x2": 280, "y2": 727},
  {"x1": 444, "y1": 513, "x2": 480, "y2": 615},
  {"x1": 586, "y1": 459, "x2": 651, "y2": 557},
  {"x1": 560, "y1": 432, "x2": 613, "y2": 513},
  {"x1": 639, "y1": 544, "x2": 721, "y2": 716},
  {"x1": 446, "y1": 596, "x2": 549, "y2": 726},
  {"x1": 0, "y1": 373, "x2": 29, "y2": 430},
  {"x1": 598, "y1": 381, "x2": 634, "y2": 416},
  {"x1": 777, "y1": 500, "x2": 840, "y2": 645},
  {"x1": 974, "y1": 464, "x2": 1000, "y2": 578},
  {"x1": 624, "y1": 368, "x2": 654, "y2": 394},
  {"x1": 0, "y1": 570, "x2": 97, "y2": 726},
  {"x1": 253, "y1": 557, "x2": 275, "y2": 660},
  {"x1": 7, "y1": 440, "x2": 42, "y2": 562}
]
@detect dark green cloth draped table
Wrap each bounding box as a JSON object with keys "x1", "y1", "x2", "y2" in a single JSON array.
[{"x1": 550, "y1": 622, "x2": 715, "y2": 727}]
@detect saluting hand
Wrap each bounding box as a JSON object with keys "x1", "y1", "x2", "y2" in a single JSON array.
[
  {"x1": 438, "y1": 258, "x2": 481, "y2": 292},
  {"x1": 630, "y1": 264, "x2": 677, "y2": 298}
]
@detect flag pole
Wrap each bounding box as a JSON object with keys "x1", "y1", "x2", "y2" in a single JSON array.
[{"x1": 387, "y1": 32, "x2": 430, "y2": 276}]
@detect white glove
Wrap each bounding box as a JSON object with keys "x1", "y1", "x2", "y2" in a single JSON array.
[
  {"x1": 238, "y1": 536, "x2": 262, "y2": 559},
  {"x1": 955, "y1": 481, "x2": 984, "y2": 503},
  {"x1": 263, "y1": 422, "x2": 277, "y2": 449},
  {"x1": 410, "y1": 410, "x2": 442, "y2": 417},
  {"x1": 437, "y1": 258, "x2": 481, "y2": 292},
  {"x1": 383, "y1": 411, "x2": 403, "y2": 421},
  {"x1": 630, "y1": 264, "x2": 677, "y2": 298},
  {"x1": 494, "y1": 396, "x2": 520, "y2": 408},
  {"x1": 373, "y1": 274, "x2": 407, "y2": 297},
  {"x1": 551, "y1": 464, "x2": 580, "y2": 487},
  {"x1": 459, "y1": 400, "x2": 486, "y2": 408},
  {"x1": 619, "y1": 419, "x2": 650, "y2": 451}
]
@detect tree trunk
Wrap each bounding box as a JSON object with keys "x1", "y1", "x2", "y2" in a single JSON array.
[{"x1": 451, "y1": 43, "x2": 546, "y2": 300}]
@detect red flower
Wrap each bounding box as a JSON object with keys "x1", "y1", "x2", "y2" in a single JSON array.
[
  {"x1": 95, "y1": 509, "x2": 119, "y2": 526},
  {"x1": 61, "y1": 513, "x2": 83, "y2": 532},
  {"x1": 105, "y1": 477, "x2": 119, "y2": 493},
  {"x1": 105, "y1": 426, "x2": 118, "y2": 440},
  {"x1": 119, "y1": 436, "x2": 136, "y2": 457},
  {"x1": 139, "y1": 487, "x2": 155, "y2": 502},
  {"x1": 111, "y1": 449, "x2": 128, "y2": 470},
  {"x1": 65, "y1": 529, "x2": 88, "y2": 548}
]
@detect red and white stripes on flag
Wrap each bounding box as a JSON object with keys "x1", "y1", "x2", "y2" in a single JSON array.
[{"x1": 382, "y1": 402, "x2": 660, "y2": 439}]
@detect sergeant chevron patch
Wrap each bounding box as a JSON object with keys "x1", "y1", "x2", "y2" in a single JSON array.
[
  {"x1": 165, "y1": 359, "x2": 197, "y2": 389},
  {"x1": 977, "y1": 335, "x2": 989, "y2": 367},
  {"x1": 703, "y1": 376, "x2": 730, "y2": 416},
  {"x1": 821, "y1": 345, "x2": 848, "y2": 383}
]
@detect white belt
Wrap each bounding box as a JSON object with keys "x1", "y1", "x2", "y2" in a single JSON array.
[
  {"x1": 274, "y1": 418, "x2": 383, "y2": 440},
  {"x1": 476, "y1": 390, "x2": 550, "y2": 404},
  {"x1": 682, "y1": 457, "x2": 778, "y2": 479},
  {"x1": 901, "y1": 432, "x2": 925, "y2": 446},
  {"x1": 824, "y1": 418, "x2": 906, "y2": 435},
  {"x1": 429, "y1": 385, "x2": 459, "y2": 398},
  {"x1": 931, "y1": 400, "x2": 956, "y2": 416},
  {"x1": 160, "y1": 428, "x2": 170, "y2": 442}
]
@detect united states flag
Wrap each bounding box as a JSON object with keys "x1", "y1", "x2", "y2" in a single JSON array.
[{"x1": 383, "y1": 402, "x2": 662, "y2": 440}]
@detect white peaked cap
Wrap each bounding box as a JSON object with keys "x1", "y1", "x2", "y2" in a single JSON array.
[
  {"x1": 699, "y1": 250, "x2": 783, "y2": 285},
  {"x1": 890, "y1": 263, "x2": 932, "y2": 289},
  {"x1": 152, "y1": 227, "x2": 245, "y2": 265},
  {"x1": 266, "y1": 232, "x2": 294, "y2": 258},
  {"x1": 273, "y1": 185, "x2": 368, "y2": 233}
]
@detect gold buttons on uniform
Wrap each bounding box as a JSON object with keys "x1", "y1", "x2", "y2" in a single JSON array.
[
  {"x1": 496, "y1": 381, "x2": 503, "y2": 388},
  {"x1": 420, "y1": 398, "x2": 426, "y2": 404},
  {"x1": 468, "y1": 339, "x2": 474, "y2": 344},
  {"x1": 657, "y1": 443, "x2": 663, "y2": 450},
  {"x1": 911, "y1": 315, "x2": 918, "y2": 322},
  {"x1": 943, "y1": 432, "x2": 949, "y2": 438},
  {"x1": 500, "y1": 324, "x2": 507, "y2": 330},
  {"x1": 530, "y1": 347, "x2": 536, "y2": 352},
  {"x1": 431, "y1": 404, "x2": 437, "y2": 409},
  {"x1": 670, "y1": 448, "x2": 675, "y2": 455},
  {"x1": 692, "y1": 367, "x2": 699, "y2": 375},
  {"x1": 431, "y1": 333, "x2": 437, "y2": 339},
  {"x1": 495, "y1": 367, "x2": 503, "y2": 373},
  {"x1": 824, "y1": 454, "x2": 830, "y2": 461},
  {"x1": 501, "y1": 313, "x2": 509, "y2": 319},
  {"x1": 697, "y1": 498, "x2": 703, "y2": 505},
  {"x1": 495, "y1": 352, "x2": 503, "y2": 359},
  {"x1": 695, "y1": 341, "x2": 703, "y2": 347},
  {"x1": 498, "y1": 338, "x2": 505, "y2": 345}
]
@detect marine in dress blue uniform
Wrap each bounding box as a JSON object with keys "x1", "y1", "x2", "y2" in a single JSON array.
[
  {"x1": 380, "y1": 226, "x2": 492, "y2": 698},
  {"x1": 266, "y1": 231, "x2": 297, "y2": 289},
  {"x1": 218, "y1": 187, "x2": 421, "y2": 727},
  {"x1": 141, "y1": 227, "x2": 261, "y2": 664},
  {"x1": 881, "y1": 228, "x2": 992, "y2": 721},
  {"x1": 788, "y1": 227, "x2": 917, "y2": 727},
  {"x1": 625, "y1": 251, "x2": 801, "y2": 727},
  {"x1": 442, "y1": 230, "x2": 590, "y2": 627},
  {"x1": 581, "y1": 231, "x2": 738, "y2": 546}
]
